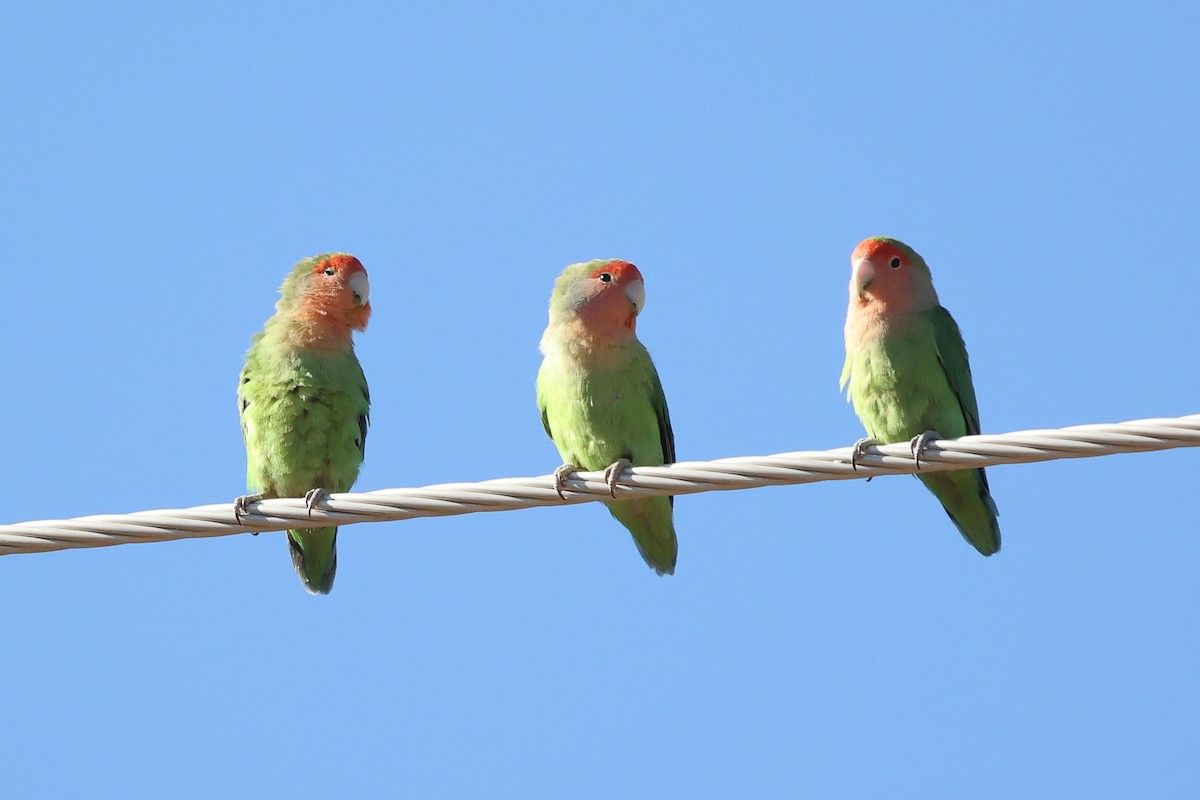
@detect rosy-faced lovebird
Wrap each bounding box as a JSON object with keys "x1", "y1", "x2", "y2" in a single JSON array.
[
  {"x1": 840, "y1": 237, "x2": 1001, "y2": 556},
  {"x1": 236, "y1": 253, "x2": 372, "y2": 594},
  {"x1": 536, "y1": 259, "x2": 678, "y2": 575}
]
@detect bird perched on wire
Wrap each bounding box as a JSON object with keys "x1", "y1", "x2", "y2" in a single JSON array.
[
  {"x1": 536, "y1": 259, "x2": 678, "y2": 574},
  {"x1": 236, "y1": 253, "x2": 372, "y2": 593},
  {"x1": 840, "y1": 236, "x2": 1001, "y2": 556}
]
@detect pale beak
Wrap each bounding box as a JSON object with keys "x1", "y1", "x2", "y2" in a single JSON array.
[
  {"x1": 348, "y1": 271, "x2": 370, "y2": 307},
  {"x1": 625, "y1": 278, "x2": 645, "y2": 315},
  {"x1": 850, "y1": 258, "x2": 875, "y2": 298}
]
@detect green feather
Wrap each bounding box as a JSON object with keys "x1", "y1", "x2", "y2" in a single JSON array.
[
  {"x1": 537, "y1": 260, "x2": 678, "y2": 574},
  {"x1": 842, "y1": 246, "x2": 1000, "y2": 556},
  {"x1": 287, "y1": 528, "x2": 338, "y2": 595},
  {"x1": 239, "y1": 256, "x2": 370, "y2": 594}
]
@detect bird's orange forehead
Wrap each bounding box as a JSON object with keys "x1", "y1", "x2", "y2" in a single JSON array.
[
  {"x1": 588, "y1": 260, "x2": 642, "y2": 282},
  {"x1": 313, "y1": 253, "x2": 367, "y2": 276},
  {"x1": 851, "y1": 237, "x2": 903, "y2": 264}
]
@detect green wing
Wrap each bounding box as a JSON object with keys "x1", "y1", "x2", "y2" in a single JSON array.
[
  {"x1": 645, "y1": 364, "x2": 675, "y2": 509},
  {"x1": 356, "y1": 382, "x2": 370, "y2": 456},
  {"x1": 926, "y1": 305, "x2": 981, "y2": 437},
  {"x1": 648, "y1": 367, "x2": 675, "y2": 465},
  {"x1": 924, "y1": 304, "x2": 1001, "y2": 555}
]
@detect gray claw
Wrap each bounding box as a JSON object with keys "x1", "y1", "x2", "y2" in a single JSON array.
[
  {"x1": 909, "y1": 430, "x2": 942, "y2": 471},
  {"x1": 304, "y1": 487, "x2": 331, "y2": 518},
  {"x1": 603, "y1": 458, "x2": 633, "y2": 498},
  {"x1": 233, "y1": 493, "x2": 264, "y2": 524},
  {"x1": 553, "y1": 464, "x2": 578, "y2": 501},
  {"x1": 850, "y1": 437, "x2": 879, "y2": 471}
]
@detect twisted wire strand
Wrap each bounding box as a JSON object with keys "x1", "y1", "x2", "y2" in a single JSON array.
[{"x1": 2, "y1": 414, "x2": 1197, "y2": 556}]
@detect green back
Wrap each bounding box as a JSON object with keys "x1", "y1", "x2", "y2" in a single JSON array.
[
  {"x1": 537, "y1": 340, "x2": 677, "y2": 574},
  {"x1": 239, "y1": 333, "x2": 370, "y2": 593},
  {"x1": 843, "y1": 306, "x2": 974, "y2": 444},
  {"x1": 537, "y1": 339, "x2": 672, "y2": 472},
  {"x1": 240, "y1": 342, "x2": 369, "y2": 497},
  {"x1": 843, "y1": 305, "x2": 999, "y2": 555}
]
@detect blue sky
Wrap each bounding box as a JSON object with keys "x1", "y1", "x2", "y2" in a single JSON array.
[{"x1": 3, "y1": 2, "x2": 1199, "y2": 797}]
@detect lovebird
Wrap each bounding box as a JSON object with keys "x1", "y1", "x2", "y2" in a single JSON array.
[
  {"x1": 840, "y1": 236, "x2": 1001, "y2": 556},
  {"x1": 236, "y1": 253, "x2": 372, "y2": 593},
  {"x1": 536, "y1": 259, "x2": 678, "y2": 575}
]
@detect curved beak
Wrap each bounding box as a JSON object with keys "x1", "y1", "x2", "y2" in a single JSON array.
[
  {"x1": 348, "y1": 271, "x2": 370, "y2": 307},
  {"x1": 850, "y1": 258, "x2": 875, "y2": 299},
  {"x1": 625, "y1": 278, "x2": 645, "y2": 315}
]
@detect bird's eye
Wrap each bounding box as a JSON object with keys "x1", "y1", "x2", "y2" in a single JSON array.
[
  {"x1": 323, "y1": 267, "x2": 336, "y2": 276},
  {"x1": 889, "y1": 257, "x2": 902, "y2": 269},
  {"x1": 598, "y1": 272, "x2": 612, "y2": 283}
]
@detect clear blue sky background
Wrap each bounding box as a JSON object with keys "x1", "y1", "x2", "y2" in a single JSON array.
[{"x1": 4, "y1": 3, "x2": 1198, "y2": 797}]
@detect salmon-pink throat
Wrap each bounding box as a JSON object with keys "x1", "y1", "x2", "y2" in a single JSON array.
[
  {"x1": 850, "y1": 239, "x2": 920, "y2": 314},
  {"x1": 576, "y1": 260, "x2": 643, "y2": 336},
  {"x1": 292, "y1": 255, "x2": 371, "y2": 348}
]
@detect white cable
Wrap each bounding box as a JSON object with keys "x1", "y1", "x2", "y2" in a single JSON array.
[{"x1": 1, "y1": 414, "x2": 1197, "y2": 556}]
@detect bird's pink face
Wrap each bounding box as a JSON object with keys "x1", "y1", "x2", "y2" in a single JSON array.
[
  {"x1": 301, "y1": 254, "x2": 372, "y2": 332},
  {"x1": 849, "y1": 238, "x2": 917, "y2": 310},
  {"x1": 577, "y1": 260, "x2": 645, "y2": 332}
]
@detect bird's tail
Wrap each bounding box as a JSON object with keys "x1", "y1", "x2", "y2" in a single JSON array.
[
  {"x1": 605, "y1": 496, "x2": 678, "y2": 576},
  {"x1": 287, "y1": 527, "x2": 338, "y2": 594},
  {"x1": 919, "y1": 469, "x2": 1001, "y2": 556}
]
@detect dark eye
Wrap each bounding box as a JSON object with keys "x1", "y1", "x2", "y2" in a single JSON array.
[
  {"x1": 889, "y1": 257, "x2": 902, "y2": 269},
  {"x1": 323, "y1": 267, "x2": 336, "y2": 276},
  {"x1": 598, "y1": 272, "x2": 612, "y2": 283}
]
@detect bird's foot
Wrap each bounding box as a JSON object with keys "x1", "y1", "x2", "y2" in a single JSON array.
[
  {"x1": 553, "y1": 464, "x2": 579, "y2": 501},
  {"x1": 850, "y1": 437, "x2": 880, "y2": 471},
  {"x1": 909, "y1": 430, "x2": 943, "y2": 471},
  {"x1": 603, "y1": 458, "x2": 633, "y2": 498},
  {"x1": 304, "y1": 487, "x2": 331, "y2": 518},
  {"x1": 233, "y1": 493, "x2": 264, "y2": 525}
]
